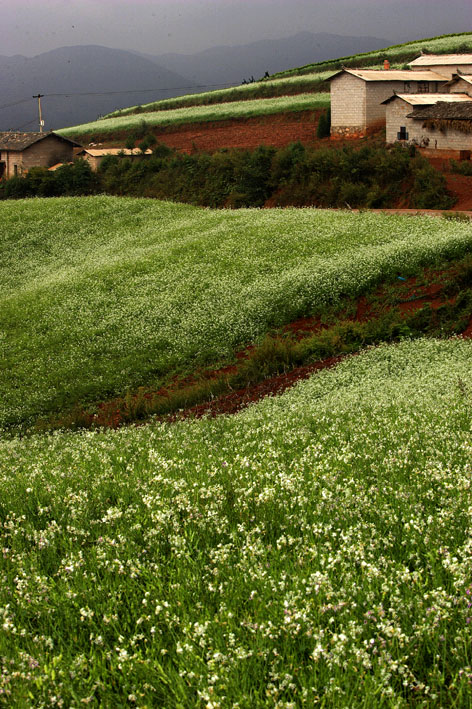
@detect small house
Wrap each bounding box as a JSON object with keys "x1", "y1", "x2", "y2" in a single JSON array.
[
  {"x1": 329, "y1": 68, "x2": 448, "y2": 137},
  {"x1": 77, "y1": 147, "x2": 153, "y2": 171},
  {"x1": 405, "y1": 101, "x2": 472, "y2": 155},
  {"x1": 383, "y1": 93, "x2": 472, "y2": 145},
  {"x1": 0, "y1": 131, "x2": 81, "y2": 179}
]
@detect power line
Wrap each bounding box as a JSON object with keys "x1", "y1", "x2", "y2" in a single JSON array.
[{"x1": 0, "y1": 81, "x2": 254, "y2": 112}]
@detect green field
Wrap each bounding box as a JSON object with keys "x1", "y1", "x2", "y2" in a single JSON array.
[
  {"x1": 2, "y1": 337, "x2": 472, "y2": 706},
  {"x1": 58, "y1": 93, "x2": 330, "y2": 139},
  {"x1": 2, "y1": 197, "x2": 472, "y2": 430}
]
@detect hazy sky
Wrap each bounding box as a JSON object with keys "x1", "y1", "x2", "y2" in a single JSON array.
[{"x1": 3, "y1": 0, "x2": 471, "y2": 57}]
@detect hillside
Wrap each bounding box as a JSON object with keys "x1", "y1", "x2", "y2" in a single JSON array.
[
  {"x1": 2, "y1": 196, "x2": 472, "y2": 431},
  {"x1": 57, "y1": 32, "x2": 472, "y2": 150}
]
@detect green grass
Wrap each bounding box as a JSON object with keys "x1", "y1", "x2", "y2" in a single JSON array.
[
  {"x1": 58, "y1": 93, "x2": 330, "y2": 138},
  {"x1": 2, "y1": 337, "x2": 472, "y2": 705},
  {"x1": 2, "y1": 197, "x2": 472, "y2": 430}
]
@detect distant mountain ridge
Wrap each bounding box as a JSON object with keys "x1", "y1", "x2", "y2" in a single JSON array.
[
  {"x1": 0, "y1": 45, "x2": 194, "y2": 131},
  {"x1": 149, "y1": 31, "x2": 390, "y2": 85},
  {"x1": 0, "y1": 33, "x2": 390, "y2": 131}
]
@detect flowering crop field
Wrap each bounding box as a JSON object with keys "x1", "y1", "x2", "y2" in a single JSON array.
[
  {"x1": 2, "y1": 196, "x2": 472, "y2": 429},
  {"x1": 1, "y1": 338, "x2": 472, "y2": 706},
  {"x1": 57, "y1": 93, "x2": 330, "y2": 137},
  {"x1": 104, "y1": 73, "x2": 335, "y2": 118}
]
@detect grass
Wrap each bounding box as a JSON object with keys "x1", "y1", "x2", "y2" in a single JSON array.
[
  {"x1": 2, "y1": 197, "x2": 472, "y2": 431},
  {"x1": 58, "y1": 93, "x2": 330, "y2": 139},
  {"x1": 2, "y1": 337, "x2": 472, "y2": 705}
]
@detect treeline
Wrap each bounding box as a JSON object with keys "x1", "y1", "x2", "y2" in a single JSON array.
[{"x1": 0, "y1": 142, "x2": 455, "y2": 210}]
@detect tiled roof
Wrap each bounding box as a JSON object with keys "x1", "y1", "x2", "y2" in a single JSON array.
[
  {"x1": 331, "y1": 68, "x2": 448, "y2": 82},
  {"x1": 0, "y1": 131, "x2": 80, "y2": 151},
  {"x1": 406, "y1": 101, "x2": 472, "y2": 120},
  {"x1": 383, "y1": 92, "x2": 472, "y2": 106},
  {"x1": 409, "y1": 54, "x2": 472, "y2": 67}
]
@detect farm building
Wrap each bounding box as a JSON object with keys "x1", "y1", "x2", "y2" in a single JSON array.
[
  {"x1": 383, "y1": 93, "x2": 472, "y2": 145},
  {"x1": 404, "y1": 101, "x2": 472, "y2": 155},
  {"x1": 77, "y1": 147, "x2": 153, "y2": 171},
  {"x1": 408, "y1": 54, "x2": 472, "y2": 81},
  {"x1": 329, "y1": 68, "x2": 448, "y2": 137},
  {"x1": 0, "y1": 132, "x2": 81, "y2": 179}
]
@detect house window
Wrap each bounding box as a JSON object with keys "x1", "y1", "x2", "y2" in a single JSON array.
[
  {"x1": 403, "y1": 81, "x2": 411, "y2": 93},
  {"x1": 418, "y1": 82, "x2": 429, "y2": 93},
  {"x1": 13, "y1": 164, "x2": 18, "y2": 176},
  {"x1": 397, "y1": 126, "x2": 409, "y2": 141}
]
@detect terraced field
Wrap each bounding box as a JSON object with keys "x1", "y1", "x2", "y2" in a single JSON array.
[{"x1": 2, "y1": 196, "x2": 472, "y2": 431}]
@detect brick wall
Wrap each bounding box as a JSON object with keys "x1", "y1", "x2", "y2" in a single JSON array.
[
  {"x1": 20, "y1": 137, "x2": 74, "y2": 175},
  {"x1": 385, "y1": 100, "x2": 413, "y2": 143},
  {"x1": 330, "y1": 73, "x2": 366, "y2": 135},
  {"x1": 407, "y1": 119, "x2": 472, "y2": 151}
]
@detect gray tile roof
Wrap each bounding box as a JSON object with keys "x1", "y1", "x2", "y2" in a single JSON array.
[
  {"x1": 0, "y1": 131, "x2": 80, "y2": 151},
  {"x1": 406, "y1": 101, "x2": 472, "y2": 120}
]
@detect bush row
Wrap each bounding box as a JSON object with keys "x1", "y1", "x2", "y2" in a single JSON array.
[{"x1": 0, "y1": 142, "x2": 455, "y2": 209}]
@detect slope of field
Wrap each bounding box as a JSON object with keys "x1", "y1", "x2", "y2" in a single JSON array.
[
  {"x1": 2, "y1": 196, "x2": 472, "y2": 430},
  {"x1": 58, "y1": 93, "x2": 330, "y2": 139},
  {"x1": 2, "y1": 337, "x2": 472, "y2": 705},
  {"x1": 274, "y1": 31, "x2": 472, "y2": 78},
  {"x1": 100, "y1": 32, "x2": 472, "y2": 119}
]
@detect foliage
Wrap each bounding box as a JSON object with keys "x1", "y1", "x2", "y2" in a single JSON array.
[
  {"x1": 2, "y1": 338, "x2": 472, "y2": 704},
  {"x1": 450, "y1": 158, "x2": 472, "y2": 176},
  {"x1": 2, "y1": 197, "x2": 472, "y2": 429},
  {"x1": 0, "y1": 160, "x2": 99, "y2": 200},
  {"x1": 94, "y1": 142, "x2": 452, "y2": 210},
  {"x1": 316, "y1": 108, "x2": 331, "y2": 139}
]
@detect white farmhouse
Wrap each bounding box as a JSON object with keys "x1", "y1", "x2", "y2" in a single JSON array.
[
  {"x1": 383, "y1": 93, "x2": 472, "y2": 145},
  {"x1": 329, "y1": 53, "x2": 472, "y2": 143},
  {"x1": 329, "y1": 68, "x2": 447, "y2": 138}
]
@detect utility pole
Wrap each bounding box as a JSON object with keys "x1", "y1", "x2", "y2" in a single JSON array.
[{"x1": 32, "y1": 94, "x2": 44, "y2": 133}]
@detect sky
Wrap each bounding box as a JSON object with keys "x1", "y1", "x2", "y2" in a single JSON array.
[{"x1": 2, "y1": 0, "x2": 471, "y2": 57}]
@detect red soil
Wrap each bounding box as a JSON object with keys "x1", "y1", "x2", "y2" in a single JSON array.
[{"x1": 153, "y1": 111, "x2": 324, "y2": 152}]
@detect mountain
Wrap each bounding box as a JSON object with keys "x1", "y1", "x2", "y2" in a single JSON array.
[
  {"x1": 150, "y1": 31, "x2": 391, "y2": 86},
  {"x1": 0, "y1": 45, "x2": 194, "y2": 131}
]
